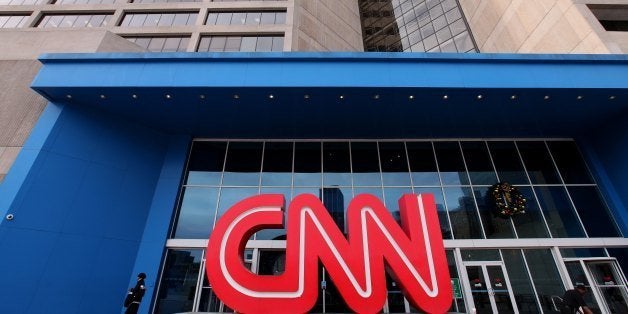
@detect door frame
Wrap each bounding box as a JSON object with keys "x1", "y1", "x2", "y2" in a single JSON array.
[
  {"x1": 460, "y1": 260, "x2": 519, "y2": 314},
  {"x1": 563, "y1": 257, "x2": 628, "y2": 314}
]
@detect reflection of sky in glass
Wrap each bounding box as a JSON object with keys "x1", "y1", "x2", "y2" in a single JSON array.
[
  {"x1": 255, "y1": 187, "x2": 291, "y2": 240},
  {"x1": 186, "y1": 171, "x2": 221, "y2": 185},
  {"x1": 174, "y1": 187, "x2": 218, "y2": 239},
  {"x1": 216, "y1": 188, "x2": 259, "y2": 224},
  {"x1": 261, "y1": 172, "x2": 292, "y2": 186}
]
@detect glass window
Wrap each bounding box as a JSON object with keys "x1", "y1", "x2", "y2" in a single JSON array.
[
  {"x1": 462, "y1": 141, "x2": 498, "y2": 185},
  {"x1": 163, "y1": 37, "x2": 182, "y2": 52},
  {"x1": 216, "y1": 188, "x2": 259, "y2": 224},
  {"x1": 444, "y1": 186, "x2": 482, "y2": 239},
  {"x1": 144, "y1": 14, "x2": 160, "y2": 27},
  {"x1": 155, "y1": 249, "x2": 203, "y2": 314},
  {"x1": 511, "y1": 186, "x2": 549, "y2": 238},
  {"x1": 415, "y1": 187, "x2": 450, "y2": 239},
  {"x1": 245, "y1": 12, "x2": 261, "y2": 25},
  {"x1": 501, "y1": 249, "x2": 541, "y2": 313},
  {"x1": 560, "y1": 248, "x2": 608, "y2": 258},
  {"x1": 206, "y1": 12, "x2": 218, "y2": 25},
  {"x1": 434, "y1": 142, "x2": 469, "y2": 185},
  {"x1": 225, "y1": 36, "x2": 242, "y2": 51},
  {"x1": 260, "y1": 12, "x2": 276, "y2": 24},
  {"x1": 255, "y1": 186, "x2": 290, "y2": 240},
  {"x1": 460, "y1": 249, "x2": 501, "y2": 261},
  {"x1": 321, "y1": 187, "x2": 351, "y2": 232},
  {"x1": 547, "y1": 141, "x2": 593, "y2": 184},
  {"x1": 240, "y1": 36, "x2": 257, "y2": 51},
  {"x1": 523, "y1": 249, "x2": 566, "y2": 313},
  {"x1": 158, "y1": 13, "x2": 175, "y2": 26},
  {"x1": 173, "y1": 187, "x2": 219, "y2": 238},
  {"x1": 568, "y1": 186, "x2": 621, "y2": 237},
  {"x1": 383, "y1": 187, "x2": 413, "y2": 224},
  {"x1": 379, "y1": 142, "x2": 411, "y2": 186},
  {"x1": 222, "y1": 142, "x2": 262, "y2": 186},
  {"x1": 216, "y1": 12, "x2": 232, "y2": 25},
  {"x1": 323, "y1": 142, "x2": 351, "y2": 186},
  {"x1": 88, "y1": 14, "x2": 106, "y2": 27},
  {"x1": 231, "y1": 12, "x2": 246, "y2": 25},
  {"x1": 261, "y1": 142, "x2": 293, "y2": 186},
  {"x1": 293, "y1": 142, "x2": 321, "y2": 186},
  {"x1": 534, "y1": 186, "x2": 585, "y2": 238},
  {"x1": 351, "y1": 142, "x2": 381, "y2": 187},
  {"x1": 488, "y1": 141, "x2": 529, "y2": 184},
  {"x1": 147, "y1": 37, "x2": 166, "y2": 51},
  {"x1": 186, "y1": 142, "x2": 226, "y2": 186},
  {"x1": 517, "y1": 141, "x2": 561, "y2": 184},
  {"x1": 406, "y1": 142, "x2": 440, "y2": 186},
  {"x1": 255, "y1": 36, "x2": 273, "y2": 51},
  {"x1": 209, "y1": 36, "x2": 226, "y2": 51},
  {"x1": 474, "y1": 186, "x2": 515, "y2": 239},
  {"x1": 271, "y1": 36, "x2": 283, "y2": 51}
]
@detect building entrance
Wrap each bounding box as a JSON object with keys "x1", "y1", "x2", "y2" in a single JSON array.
[
  {"x1": 564, "y1": 259, "x2": 628, "y2": 314},
  {"x1": 463, "y1": 261, "x2": 518, "y2": 314}
]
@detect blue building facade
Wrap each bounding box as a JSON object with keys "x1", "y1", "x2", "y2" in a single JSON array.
[{"x1": 0, "y1": 52, "x2": 627, "y2": 313}]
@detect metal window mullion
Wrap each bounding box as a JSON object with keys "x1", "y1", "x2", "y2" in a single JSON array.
[
  {"x1": 544, "y1": 141, "x2": 589, "y2": 238},
  {"x1": 458, "y1": 140, "x2": 487, "y2": 239},
  {"x1": 376, "y1": 141, "x2": 386, "y2": 205},
  {"x1": 211, "y1": 141, "x2": 230, "y2": 230},
  {"x1": 432, "y1": 141, "x2": 454, "y2": 240},
  {"x1": 192, "y1": 251, "x2": 207, "y2": 311},
  {"x1": 513, "y1": 141, "x2": 553, "y2": 238},
  {"x1": 348, "y1": 141, "x2": 355, "y2": 198},
  {"x1": 514, "y1": 248, "x2": 544, "y2": 313},
  {"x1": 403, "y1": 141, "x2": 415, "y2": 192},
  {"x1": 485, "y1": 140, "x2": 519, "y2": 238}
]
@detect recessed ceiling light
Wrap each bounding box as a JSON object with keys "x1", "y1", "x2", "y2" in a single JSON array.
[
  {"x1": 443, "y1": 95, "x2": 448, "y2": 100},
  {"x1": 409, "y1": 95, "x2": 415, "y2": 100},
  {"x1": 269, "y1": 94, "x2": 275, "y2": 99},
  {"x1": 577, "y1": 95, "x2": 583, "y2": 100},
  {"x1": 477, "y1": 94, "x2": 483, "y2": 100},
  {"x1": 609, "y1": 95, "x2": 616, "y2": 100},
  {"x1": 510, "y1": 95, "x2": 517, "y2": 100},
  {"x1": 165, "y1": 94, "x2": 172, "y2": 99},
  {"x1": 66, "y1": 94, "x2": 72, "y2": 99},
  {"x1": 132, "y1": 94, "x2": 138, "y2": 99},
  {"x1": 199, "y1": 94, "x2": 206, "y2": 99},
  {"x1": 233, "y1": 94, "x2": 240, "y2": 99},
  {"x1": 339, "y1": 95, "x2": 344, "y2": 100},
  {"x1": 304, "y1": 94, "x2": 310, "y2": 99},
  {"x1": 99, "y1": 94, "x2": 106, "y2": 99},
  {"x1": 373, "y1": 94, "x2": 380, "y2": 100},
  {"x1": 544, "y1": 95, "x2": 550, "y2": 100}
]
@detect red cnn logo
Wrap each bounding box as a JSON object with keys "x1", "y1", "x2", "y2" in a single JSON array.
[{"x1": 206, "y1": 193, "x2": 452, "y2": 313}]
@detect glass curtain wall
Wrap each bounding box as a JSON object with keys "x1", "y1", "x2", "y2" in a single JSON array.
[
  {"x1": 358, "y1": 0, "x2": 477, "y2": 52},
  {"x1": 157, "y1": 139, "x2": 624, "y2": 313}
]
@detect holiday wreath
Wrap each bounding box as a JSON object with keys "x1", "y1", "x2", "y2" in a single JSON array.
[{"x1": 489, "y1": 182, "x2": 526, "y2": 217}]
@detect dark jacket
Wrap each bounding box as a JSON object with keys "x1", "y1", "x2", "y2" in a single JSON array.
[
  {"x1": 561, "y1": 289, "x2": 586, "y2": 314},
  {"x1": 130, "y1": 279, "x2": 146, "y2": 303}
]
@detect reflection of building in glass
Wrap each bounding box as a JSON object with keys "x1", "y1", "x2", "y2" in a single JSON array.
[
  {"x1": 359, "y1": 0, "x2": 477, "y2": 52},
  {"x1": 321, "y1": 187, "x2": 346, "y2": 232}
]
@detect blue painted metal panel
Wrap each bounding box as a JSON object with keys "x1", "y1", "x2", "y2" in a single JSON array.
[{"x1": 0, "y1": 102, "x2": 175, "y2": 313}]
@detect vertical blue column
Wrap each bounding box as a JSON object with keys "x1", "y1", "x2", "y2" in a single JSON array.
[{"x1": 126, "y1": 134, "x2": 190, "y2": 314}]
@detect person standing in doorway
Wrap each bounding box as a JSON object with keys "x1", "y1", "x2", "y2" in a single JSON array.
[
  {"x1": 561, "y1": 283, "x2": 593, "y2": 314},
  {"x1": 124, "y1": 273, "x2": 147, "y2": 314}
]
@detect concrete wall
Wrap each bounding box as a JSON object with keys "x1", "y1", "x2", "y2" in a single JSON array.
[
  {"x1": 459, "y1": 0, "x2": 617, "y2": 53},
  {"x1": 293, "y1": 0, "x2": 363, "y2": 51}
]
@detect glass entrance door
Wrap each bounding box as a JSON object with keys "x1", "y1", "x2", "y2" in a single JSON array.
[
  {"x1": 464, "y1": 262, "x2": 518, "y2": 314},
  {"x1": 565, "y1": 259, "x2": 628, "y2": 314}
]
